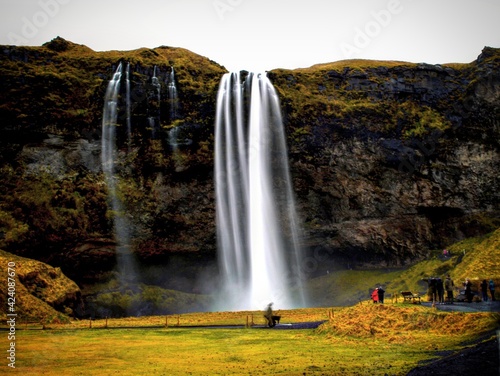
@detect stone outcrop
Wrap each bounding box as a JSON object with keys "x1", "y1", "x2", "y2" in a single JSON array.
[{"x1": 0, "y1": 38, "x2": 498, "y2": 282}]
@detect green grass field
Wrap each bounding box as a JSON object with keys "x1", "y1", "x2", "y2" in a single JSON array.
[
  {"x1": 6, "y1": 327, "x2": 457, "y2": 375},
  {"x1": 6, "y1": 304, "x2": 499, "y2": 375}
]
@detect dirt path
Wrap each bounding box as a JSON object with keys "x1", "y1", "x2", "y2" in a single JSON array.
[{"x1": 421, "y1": 300, "x2": 500, "y2": 313}]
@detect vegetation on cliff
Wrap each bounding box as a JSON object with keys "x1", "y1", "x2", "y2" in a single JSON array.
[
  {"x1": 0, "y1": 249, "x2": 79, "y2": 322},
  {"x1": 0, "y1": 37, "x2": 225, "y2": 265},
  {"x1": 0, "y1": 38, "x2": 499, "y2": 318}
]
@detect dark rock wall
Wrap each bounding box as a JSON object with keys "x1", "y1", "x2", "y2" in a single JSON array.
[
  {"x1": 270, "y1": 47, "x2": 500, "y2": 267},
  {"x1": 0, "y1": 39, "x2": 499, "y2": 282}
]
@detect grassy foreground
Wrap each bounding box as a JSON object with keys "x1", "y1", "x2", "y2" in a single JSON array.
[{"x1": 6, "y1": 304, "x2": 499, "y2": 375}]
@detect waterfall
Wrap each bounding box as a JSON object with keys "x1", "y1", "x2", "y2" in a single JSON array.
[
  {"x1": 125, "y1": 62, "x2": 131, "y2": 149},
  {"x1": 214, "y1": 72, "x2": 306, "y2": 310},
  {"x1": 101, "y1": 63, "x2": 122, "y2": 178},
  {"x1": 168, "y1": 66, "x2": 178, "y2": 120},
  {"x1": 149, "y1": 66, "x2": 161, "y2": 138},
  {"x1": 101, "y1": 62, "x2": 139, "y2": 291}
]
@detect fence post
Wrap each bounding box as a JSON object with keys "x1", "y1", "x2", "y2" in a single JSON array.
[
  {"x1": 165, "y1": 316, "x2": 168, "y2": 328},
  {"x1": 328, "y1": 309, "x2": 334, "y2": 321},
  {"x1": 177, "y1": 315, "x2": 180, "y2": 326}
]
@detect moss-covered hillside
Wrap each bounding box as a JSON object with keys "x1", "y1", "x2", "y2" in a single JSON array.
[
  {"x1": 0, "y1": 37, "x2": 226, "y2": 272},
  {"x1": 0, "y1": 249, "x2": 79, "y2": 322}
]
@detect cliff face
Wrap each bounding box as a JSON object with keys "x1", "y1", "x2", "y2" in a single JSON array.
[
  {"x1": 270, "y1": 49, "x2": 500, "y2": 266},
  {"x1": 0, "y1": 38, "x2": 499, "y2": 284},
  {"x1": 0, "y1": 38, "x2": 224, "y2": 282}
]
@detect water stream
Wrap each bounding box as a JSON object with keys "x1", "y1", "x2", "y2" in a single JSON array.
[{"x1": 215, "y1": 72, "x2": 306, "y2": 310}]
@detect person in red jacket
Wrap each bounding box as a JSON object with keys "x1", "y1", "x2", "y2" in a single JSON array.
[
  {"x1": 377, "y1": 286, "x2": 385, "y2": 304},
  {"x1": 371, "y1": 288, "x2": 379, "y2": 303}
]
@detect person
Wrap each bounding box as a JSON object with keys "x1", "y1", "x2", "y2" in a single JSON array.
[
  {"x1": 264, "y1": 302, "x2": 275, "y2": 327},
  {"x1": 371, "y1": 288, "x2": 379, "y2": 303},
  {"x1": 377, "y1": 286, "x2": 385, "y2": 304},
  {"x1": 489, "y1": 279, "x2": 496, "y2": 301},
  {"x1": 422, "y1": 277, "x2": 435, "y2": 303},
  {"x1": 444, "y1": 275, "x2": 454, "y2": 304},
  {"x1": 428, "y1": 277, "x2": 437, "y2": 303},
  {"x1": 436, "y1": 277, "x2": 444, "y2": 304},
  {"x1": 464, "y1": 278, "x2": 473, "y2": 303},
  {"x1": 480, "y1": 279, "x2": 488, "y2": 301}
]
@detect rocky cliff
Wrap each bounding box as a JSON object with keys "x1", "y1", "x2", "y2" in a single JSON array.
[
  {"x1": 0, "y1": 38, "x2": 499, "y2": 290},
  {"x1": 270, "y1": 49, "x2": 500, "y2": 268}
]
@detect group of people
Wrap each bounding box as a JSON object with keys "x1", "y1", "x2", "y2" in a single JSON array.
[
  {"x1": 423, "y1": 275, "x2": 455, "y2": 304},
  {"x1": 368, "y1": 276, "x2": 496, "y2": 305},
  {"x1": 479, "y1": 279, "x2": 495, "y2": 302},
  {"x1": 425, "y1": 276, "x2": 496, "y2": 304},
  {"x1": 463, "y1": 278, "x2": 496, "y2": 303},
  {"x1": 370, "y1": 286, "x2": 385, "y2": 304}
]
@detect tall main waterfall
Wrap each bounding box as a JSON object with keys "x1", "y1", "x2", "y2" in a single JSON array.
[{"x1": 215, "y1": 72, "x2": 306, "y2": 310}]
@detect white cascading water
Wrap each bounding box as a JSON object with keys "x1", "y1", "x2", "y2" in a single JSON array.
[
  {"x1": 149, "y1": 65, "x2": 161, "y2": 138},
  {"x1": 168, "y1": 66, "x2": 178, "y2": 120},
  {"x1": 215, "y1": 72, "x2": 306, "y2": 310},
  {"x1": 125, "y1": 62, "x2": 132, "y2": 149},
  {"x1": 168, "y1": 66, "x2": 180, "y2": 150},
  {"x1": 101, "y1": 62, "x2": 138, "y2": 287}
]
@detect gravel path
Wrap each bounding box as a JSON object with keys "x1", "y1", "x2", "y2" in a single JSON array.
[
  {"x1": 421, "y1": 300, "x2": 500, "y2": 313},
  {"x1": 407, "y1": 301, "x2": 500, "y2": 375}
]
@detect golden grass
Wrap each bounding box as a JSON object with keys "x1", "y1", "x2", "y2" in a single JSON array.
[
  {"x1": 317, "y1": 303, "x2": 499, "y2": 344},
  {"x1": 0, "y1": 250, "x2": 75, "y2": 323},
  {"x1": 8, "y1": 304, "x2": 499, "y2": 375},
  {"x1": 450, "y1": 229, "x2": 500, "y2": 283}
]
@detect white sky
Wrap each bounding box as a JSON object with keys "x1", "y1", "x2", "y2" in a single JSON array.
[{"x1": 1, "y1": 0, "x2": 499, "y2": 72}]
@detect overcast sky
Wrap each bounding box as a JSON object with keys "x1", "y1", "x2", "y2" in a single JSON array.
[{"x1": 1, "y1": 0, "x2": 499, "y2": 72}]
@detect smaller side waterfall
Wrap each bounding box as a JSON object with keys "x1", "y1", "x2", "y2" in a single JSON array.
[
  {"x1": 168, "y1": 66, "x2": 178, "y2": 120},
  {"x1": 101, "y1": 63, "x2": 122, "y2": 177},
  {"x1": 148, "y1": 66, "x2": 161, "y2": 138},
  {"x1": 101, "y1": 62, "x2": 139, "y2": 295},
  {"x1": 125, "y1": 62, "x2": 132, "y2": 149}
]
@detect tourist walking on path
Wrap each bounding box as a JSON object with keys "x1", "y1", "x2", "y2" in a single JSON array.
[
  {"x1": 480, "y1": 280, "x2": 488, "y2": 301},
  {"x1": 264, "y1": 303, "x2": 274, "y2": 327},
  {"x1": 489, "y1": 279, "x2": 496, "y2": 301},
  {"x1": 444, "y1": 275, "x2": 454, "y2": 304}
]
